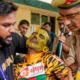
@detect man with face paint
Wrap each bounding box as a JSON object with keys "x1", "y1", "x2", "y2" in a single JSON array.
[
  {"x1": 52, "y1": 0, "x2": 80, "y2": 79},
  {"x1": 14, "y1": 28, "x2": 71, "y2": 80},
  {"x1": 0, "y1": 1, "x2": 27, "y2": 80}
]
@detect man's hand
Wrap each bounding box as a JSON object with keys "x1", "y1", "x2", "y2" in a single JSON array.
[{"x1": 58, "y1": 33, "x2": 66, "y2": 43}]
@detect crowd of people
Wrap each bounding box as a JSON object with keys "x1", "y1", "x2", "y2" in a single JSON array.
[{"x1": 0, "y1": 0, "x2": 80, "y2": 80}]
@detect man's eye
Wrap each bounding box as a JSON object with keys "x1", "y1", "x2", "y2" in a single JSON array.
[
  {"x1": 39, "y1": 34, "x2": 45, "y2": 39},
  {"x1": 22, "y1": 26, "x2": 28, "y2": 30},
  {"x1": 32, "y1": 32, "x2": 37, "y2": 35},
  {"x1": 67, "y1": 15, "x2": 76, "y2": 19},
  {"x1": 2, "y1": 23, "x2": 11, "y2": 27}
]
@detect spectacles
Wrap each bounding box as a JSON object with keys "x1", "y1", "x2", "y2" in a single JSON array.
[{"x1": 60, "y1": 11, "x2": 80, "y2": 20}]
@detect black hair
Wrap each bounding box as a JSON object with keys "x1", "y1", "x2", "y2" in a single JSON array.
[
  {"x1": 19, "y1": 19, "x2": 30, "y2": 26},
  {"x1": 0, "y1": 1, "x2": 18, "y2": 16},
  {"x1": 43, "y1": 22, "x2": 51, "y2": 27}
]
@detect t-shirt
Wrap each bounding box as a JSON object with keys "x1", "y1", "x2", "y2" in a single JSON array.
[
  {"x1": 0, "y1": 33, "x2": 27, "y2": 80},
  {"x1": 48, "y1": 31, "x2": 56, "y2": 51},
  {"x1": 14, "y1": 52, "x2": 69, "y2": 80}
]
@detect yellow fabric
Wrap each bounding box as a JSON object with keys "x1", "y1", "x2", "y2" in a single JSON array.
[
  {"x1": 25, "y1": 52, "x2": 44, "y2": 64},
  {"x1": 52, "y1": 0, "x2": 65, "y2": 6},
  {"x1": 52, "y1": 0, "x2": 80, "y2": 8},
  {"x1": 75, "y1": 71, "x2": 80, "y2": 80}
]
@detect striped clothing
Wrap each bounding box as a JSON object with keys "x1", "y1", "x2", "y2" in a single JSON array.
[{"x1": 14, "y1": 52, "x2": 69, "y2": 80}]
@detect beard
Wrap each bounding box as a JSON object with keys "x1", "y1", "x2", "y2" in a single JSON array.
[{"x1": 0, "y1": 35, "x2": 12, "y2": 46}]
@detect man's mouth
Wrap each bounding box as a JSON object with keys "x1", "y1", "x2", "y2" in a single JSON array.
[
  {"x1": 5, "y1": 36, "x2": 12, "y2": 44},
  {"x1": 7, "y1": 37, "x2": 12, "y2": 41}
]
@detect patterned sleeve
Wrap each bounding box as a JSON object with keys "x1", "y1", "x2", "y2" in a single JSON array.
[
  {"x1": 45, "y1": 54, "x2": 69, "y2": 79},
  {"x1": 13, "y1": 63, "x2": 24, "y2": 79}
]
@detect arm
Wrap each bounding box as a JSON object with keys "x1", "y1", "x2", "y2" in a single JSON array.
[
  {"x1": 58, "y1": 33, "x2": 70, "y2": 53},
  {"x1": 52, "y1": 38, "x2": 58, "y2": 54},
  {"x1": 52, "y1": 34, "x2": 70, "y2": 56},
  {"x1": 62, "y1": 43, "x2": 70, "y2": 53},
  {"x1": 68, "y1": 70, "x2": 74, "y2": 80},
  {"x1": 51, "y1": 55, "x2": 73, "y2": 80},
  {"x1": 56, "y1": 69, "x2": 74, "y2": 80},
  {"x1": 64, "y1": 38, "x2": 76, "y2": 66}
]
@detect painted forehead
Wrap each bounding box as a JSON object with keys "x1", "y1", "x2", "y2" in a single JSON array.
[{"x1": 35, "y1": 29, "x2": 49, "y2": 38}]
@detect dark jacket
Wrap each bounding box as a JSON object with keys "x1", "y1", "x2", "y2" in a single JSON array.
[
  {"x1": 0, "y1": 33, "x2": 27, "y2": 80},
  {"x1": 48, "y1": 31, "x2": 56, "y2": 51}
]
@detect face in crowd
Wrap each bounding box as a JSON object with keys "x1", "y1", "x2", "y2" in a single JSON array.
[
  {"x1": 0, "y1": 12, "x2": 16, "y2": 45},
  {"x1": 42, "y1": 22, "x2": 51, "y2": 32},
  {"x1": 18, "y1": 20, "x2": 29, "y2": 36},
  {"x1": 58, "y1": 6, "x2": 80, "y2": 32},
  {"x1": 26, "y1": 29, "x2": 50, "y2": 52},
  {"x1": 52, "y1": 0, "x2": 80, "y2": 32},
  {"x1": 19, "y1": 24, "x2": 28, "y2": 35},
  {"x1": 0, "y1": 2, "x2": 17, "y2": 46},
  {"x1": 57, "y1": 17, "x2": 71, "y2": 34}
]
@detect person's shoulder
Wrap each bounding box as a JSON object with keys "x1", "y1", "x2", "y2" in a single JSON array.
[
  {"x1": 43, "y1": 52, "x2": 64, "y2": 66},
  {"x1": 12, "y1": 32, "x2": 25, "y2": 41},
  {"x1": 12, "y1": 32, "x2": 20, "y2": 37},
  {"x1": 12, "y1": 33, "x2": 22, "y2": 45},
  {"x1": 44, "y1": 52, "x2": 63, "y2": 61},
  {"x1": 44, "y1": 52, "x2": 59, "y2": 58},
  {"x1": 43, "y1": 52, "x2": 54, "y2": 60}
]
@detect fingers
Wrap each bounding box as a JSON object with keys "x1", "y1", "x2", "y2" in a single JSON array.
[{"x1": 58, "y1": 34, "x2": 66, "y2": 43}]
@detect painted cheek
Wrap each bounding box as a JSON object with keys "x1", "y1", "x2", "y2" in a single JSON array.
[{"x1": 39, "y1": 38, "x2": 46, "y2": 45}]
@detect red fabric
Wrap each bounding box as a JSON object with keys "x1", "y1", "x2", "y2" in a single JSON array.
[
  {"x1": 65, "y1": 0, "x2": 76, "y2": 4},
  {"x1": 28, "y1": 77, "x2": 36, "y2": 80}
]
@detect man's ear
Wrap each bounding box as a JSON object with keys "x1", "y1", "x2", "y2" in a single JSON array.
[{"x1": 42, "y1": 46, "x2": 49, "y2": 53}]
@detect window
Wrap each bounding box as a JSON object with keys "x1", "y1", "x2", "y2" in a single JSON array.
[
  {"x1": 31, "y1": 13, "x2": 40, "y2": 25},
  {"x1": 41, "y1": 15, "x2": 48, "y2": 23}
]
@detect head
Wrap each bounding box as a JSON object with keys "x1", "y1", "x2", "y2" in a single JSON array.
[
  {"x1": 42, "y1": 22, "x2": 51, "y2": 32},
  {"x1": 57, "y1": 16, "x2": 71, "y2": 34},
  {"x1": 52, "y1": 0, "x2": 80, "y2": 32},
  {"x1": 0, "y1": 2, "x2": 18, "y2": 46},
  {"x1": 18, "y1": 19, "x2": 29, "y2": 36},
  {"x1": 26, "y1": 28, "x2": 50, "y2": 52}
]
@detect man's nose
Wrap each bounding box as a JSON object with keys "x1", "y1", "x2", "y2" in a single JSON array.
[
  {"x1": 24, "y1": 29, "x2": 27, "y2": 32},
  {"x1": 9, "y1": 26, "x2": 16, "y2": 33},
  {"x1": 63, "y1": 17, "x2": 71, "y2": 26}
]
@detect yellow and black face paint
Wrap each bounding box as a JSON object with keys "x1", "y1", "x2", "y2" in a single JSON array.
[{"x1": 26, "y1": 28, "x2": 49, "y2": 52}]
